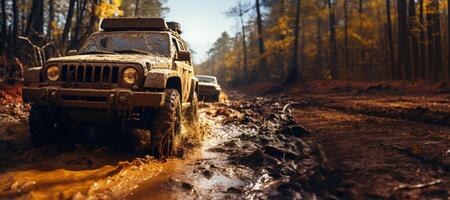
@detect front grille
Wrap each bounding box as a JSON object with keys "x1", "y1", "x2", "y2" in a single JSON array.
[{"x1": 60, "y1": 64, "x2": 120, "y2": 84}]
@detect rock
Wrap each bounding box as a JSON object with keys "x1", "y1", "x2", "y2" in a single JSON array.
[
  {"x1": 264, "y1": 145, "x2": 299, "y2": 160},
  {"x1": 181, "y1": 182, "x2": 194, "y2": 190},
  {"x1": 282, "y1": 125, "x2": 311, "y2": 137}
]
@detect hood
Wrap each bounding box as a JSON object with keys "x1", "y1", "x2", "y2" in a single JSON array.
[
  {"x1": 199, "y1": 82, "x2": 218, "y2": 87},
  {"x1": 46, "y1": 54, "x2": 172, "y2": 67}
]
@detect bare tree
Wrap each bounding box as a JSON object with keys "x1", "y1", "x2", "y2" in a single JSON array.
[{"x1": 227, "y1": 2, "x2": 251, "y2": 81}]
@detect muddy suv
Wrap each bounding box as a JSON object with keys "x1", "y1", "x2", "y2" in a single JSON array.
[
  {"x1": 22, "y1": 18, "x2": 199, "y2": 157},
  {"x1": 197, "y1": 75, "x2": 221, "y2": 102}
]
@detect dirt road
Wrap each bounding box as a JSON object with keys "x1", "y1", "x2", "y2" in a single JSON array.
[{"x1": 0, "y1": 86, "x2": 449, "y2": 199}]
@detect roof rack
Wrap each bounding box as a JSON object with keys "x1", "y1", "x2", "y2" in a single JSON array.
[
  {"x1": 167, "y1": 22, "x2": 182, "y2": 34},
  {"x1": 100, "y1": 18, "x2": 170, "y2": 31}
]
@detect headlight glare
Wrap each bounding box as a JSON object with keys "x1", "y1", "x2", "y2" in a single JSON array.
[
  {"x1": 46, "y1": 66, "x2": 60, "y2": 81},
  {"x1": 122, "y1": 68, "x2": 138, "y2": 84}
]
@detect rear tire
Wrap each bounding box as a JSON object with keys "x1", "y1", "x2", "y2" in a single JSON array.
[
  {"x1": 151, "y1": 89, "x2": 182, "y2": 158},
  {"x1": 29, "y1": 104, "x2": 59, "y2": 146}
]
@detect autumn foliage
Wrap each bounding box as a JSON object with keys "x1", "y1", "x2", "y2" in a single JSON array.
[{"x1": 196, "y1": 0, "x2": 450, "y2": 86}]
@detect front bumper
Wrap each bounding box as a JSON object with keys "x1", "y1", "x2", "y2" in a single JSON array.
[
  {"x1": 198, "y1": 87, "x2": 220, "y2": 96},
  {"x1": 22, "y1": 86, "x2": 165, "y2": 110}
]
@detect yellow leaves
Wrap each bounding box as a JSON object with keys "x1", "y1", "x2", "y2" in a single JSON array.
[{"x1": 96, "y1": 0, "x2": 124, "y2": 19}]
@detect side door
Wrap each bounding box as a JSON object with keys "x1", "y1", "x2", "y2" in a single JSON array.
[
  {"x1": 171, "y1": 37, "x2": 191, "y2": 103},
  {"x1": 178, "y1": 40, "x2": 193, "y2": 103}
]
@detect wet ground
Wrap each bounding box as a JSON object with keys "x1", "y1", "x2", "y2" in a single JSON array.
[{"x1": 0, "y1": 84, "x2": 449, "y2": 199}]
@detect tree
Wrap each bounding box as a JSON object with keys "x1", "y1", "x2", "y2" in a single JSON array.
[
  {"x1": 47, "y1": 0, "x2": 54, "y2": 40},
  {"x1": 135, "y1": 0, "x2": 139, "y2": 16},
  {"x1": 26, "y1": 0, "x2": 44, "y2": 36},
  {"x1": 448, "y1": 0, "x2": 450, "y2": 78},
  {"x1": 61, "y1": 0, "x2": 76, "y2": 45},
  {"x1": 1, "y1": 0, "x2": 7, "y2": 40},
  {"x1": 255, "y1": 0, "x2": 268, "y2": 80},
  {"x1": 284, "y1": 0, "x2": 301, "y2": 85},
  {"x1": 397, "y1": 0, "x2": 409, "y2": 80},
  {"x1": 327, "y1": 0, "x2": 338, "y2": 79},
  {"x1": 343, "y1": 0, "x2": 349, "y2": 75},
  {"x1": 409, "y1": 0, "x2": 419, "y2": 80},
  {"x1": 386, "y1": 0, "x2": 394, "y2": 79},
  {"x1": 418, "y1": 0, "x2": 426, "y2": 79}
]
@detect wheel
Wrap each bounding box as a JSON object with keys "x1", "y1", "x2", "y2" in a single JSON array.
[
  {"x1": 29, "y1": 104, "x2": 59, "y2": 146},
  {"x1": 212, "y1": 94, "x2": 220, "y2": 102},
  {"x1": 151, "y1": 89, "x2": 182, "y2": 158},
  {"x1": 185, "y1": 91, "x2": 199, "y2": 124}
]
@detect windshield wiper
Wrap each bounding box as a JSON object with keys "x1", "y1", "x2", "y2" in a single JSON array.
[
  {"x1": 79, "y1": 50, "x2": 116, "y2": 55},
  {"x1": 113, "y1": 49, "x2": 149, "y2": 55}
]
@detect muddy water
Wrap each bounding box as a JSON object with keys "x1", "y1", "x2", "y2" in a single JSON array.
[
  {"x1": 128, "y1": 107, "x2": 246, "y2": 200},
  {"x1": 0, "y1": 104, "x2": 247, "y2": 200}
]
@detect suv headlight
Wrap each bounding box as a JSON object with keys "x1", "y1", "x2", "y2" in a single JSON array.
[
  {"x1": 122, "y1": 67, "x2": 138, "y2": 84},
  {"x1": 46, "y1": 66, "x2": 60, "y2": 81}
]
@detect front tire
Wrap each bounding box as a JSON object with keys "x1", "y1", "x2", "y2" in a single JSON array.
[
  {"x1": 151, "y1": 89, "x2": 182, "y2": 158},
  {"x1": 29, "y1": 104, "x2": 59, "y2": 146}
]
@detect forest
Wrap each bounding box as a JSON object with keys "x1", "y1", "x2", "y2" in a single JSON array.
[
  {"x1": 0, "y1": 1, "x2": 449, "y2": 199},
  {"x1": 0, "y1": 0, "x2": 167, "y2": 80},
  {"x1": 197, "y1": 0, "x2": 450, "y2": 86}
]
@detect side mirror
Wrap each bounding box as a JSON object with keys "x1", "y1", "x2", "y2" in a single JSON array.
[
  {"x1": 176, "y1": 51, "x2": 191, "y2": 62},
  {"x1": 67, "y1": 50, "x2": 78, "y2": 56}
]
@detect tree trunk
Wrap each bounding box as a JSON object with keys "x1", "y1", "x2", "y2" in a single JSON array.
[
  {"x1": 344, "y1": 0, "x2": 349, "y2": 76},
  {"x1": 71, "y1": 0, "x2": 87, "y2": 49},
  {"x1": 26, "y1": 0, "x2": 44, "y2": 36},
  {"x1": 409, "y1": 0, "x2": 419, "y2": 80},
  {"x1": 448, "y1": 0, "x2": 450, "y2": 79},
  {"x1": 386, "y1": 0, "x2": 394, "y2": 80},
  {"x1": 47, "y1": 0, "x2": 54, "y2": 40},
  {"x1": 135, "y1": 0, "x2": 140, "y2": 16},
  {"x1": 327, "y1": 0, "x2": 338, "y2": 79},
  {"x1": 88, "y1": 0, "x2": 100, "y2": 34},
  {"x1": 11, "y1": 0, "x2": 18, "y2": 47},
  {"x1": 1, "y1": 0, "x2": 7, "y2": 39},
  {"x1": 61, "y1": 0, "x2": 76, "y2": 45},
  {"x1": 397, "y1": 0, "x2": 409, "y2": 80},
  {"x1": 239, "y1": 3, "x2": 249, "y2": 82},
  {"x1": 285, "y1": 0, "x2": 301, "y2": 85},
  {"x1": 432, "y1": 0, "x2": 442, "y2": 81},
  {"x1": 255, "y1": 0, "x2": 267, "y2": 80},
  {"x1": 419, "y1": 0, "x2": 427, "y2": 79},
  {"x1": 316, "y1": 17, "x2": 323, "y2": 78}
]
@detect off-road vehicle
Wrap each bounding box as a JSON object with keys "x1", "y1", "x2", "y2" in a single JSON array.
[
  {"x1": 196, "y1": 75, "x2": 221, "y2": 102},
  {"x1": 22, "y1": 18, "x2": 199, "y2": 157}
]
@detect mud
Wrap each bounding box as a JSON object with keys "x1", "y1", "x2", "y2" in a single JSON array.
[{"x1": 0, "y1": 84, "x2": 449, "y2": 199}]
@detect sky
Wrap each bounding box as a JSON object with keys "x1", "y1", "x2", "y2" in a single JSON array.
[{"x1": 166, "y1": 0, "x2": 238, "y2": 63}]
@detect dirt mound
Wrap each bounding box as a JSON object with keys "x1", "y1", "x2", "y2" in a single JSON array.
[{"x1": 0, "y1": 83, "x2": 23, "y2": 104}]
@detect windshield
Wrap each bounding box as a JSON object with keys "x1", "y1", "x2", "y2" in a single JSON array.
[
  {"x1": 79, "y1": 32, "x2": 170, "y2": 57},
  {"x1": 197, "y1": 76, "x2": 216, "y2": 83}
]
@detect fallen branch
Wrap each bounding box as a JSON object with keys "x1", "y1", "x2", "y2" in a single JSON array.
[{"x1": 393, "y1": 179, "x2": 444, "y2": 192}]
